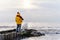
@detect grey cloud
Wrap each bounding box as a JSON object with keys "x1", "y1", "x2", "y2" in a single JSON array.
[
  {"x1": 0, "y1": 8, "x2": 59, "y2": 23},
  {"x1": 32, "y1": 0, "x2": 59, "y2": 11},
  {"x1": 32, "y1": 1, "x2": 56, "y2": 9},
  {"x1": 22, "y1": 9, "x2": 60, "y2": 22},
  {"x1": 0, "y1": 0, "x2": 59, "y2": 23}
]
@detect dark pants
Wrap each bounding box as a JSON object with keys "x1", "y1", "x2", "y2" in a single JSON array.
[
  {"x1": 16, "y1": 24, "x2": 21, "y2": 32},
  {"x1": 16, "y1": 24, "x2": 21, "y2": 40}
]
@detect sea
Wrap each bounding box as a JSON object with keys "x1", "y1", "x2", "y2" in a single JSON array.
[{"x1": 0, "y1": 22, "x2": 60, "y2": 40}]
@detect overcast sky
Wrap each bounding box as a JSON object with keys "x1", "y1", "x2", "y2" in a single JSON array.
[{"x1": 0, "y1": 0, "x2": 58, "y2": 23}]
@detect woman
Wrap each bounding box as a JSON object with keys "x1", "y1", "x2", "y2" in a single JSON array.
[{"x1": 15, "y1": 12, "x2": 24, "y2": 34}]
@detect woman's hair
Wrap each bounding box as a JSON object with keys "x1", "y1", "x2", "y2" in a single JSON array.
[{"x1": 17, "y1": 12, "x2": 21, "y2": 15}]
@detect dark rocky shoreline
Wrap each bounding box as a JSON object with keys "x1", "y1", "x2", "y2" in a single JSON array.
[{"x1": 0, "y1": 29, "x2": 45, "y2": 40}]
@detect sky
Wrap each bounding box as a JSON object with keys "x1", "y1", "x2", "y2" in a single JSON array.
[{"x1": 0, "y1": 0, "x2": 58, "y2": 23}]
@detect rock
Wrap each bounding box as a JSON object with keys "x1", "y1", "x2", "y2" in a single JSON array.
[
  {"x1": 0, "y1": 29, "x2": 45, "y2": 40},
  {"x1": 20, "y1": 29, "x2": 45, "y2": 37}
]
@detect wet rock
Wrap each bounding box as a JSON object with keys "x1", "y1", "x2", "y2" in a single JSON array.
[
  {"x1": 21, "y1": 29, "x2": 45, "y2": 37},
  {"x1": 0, "y1": 29, "x2": 45, "y2": 40}
]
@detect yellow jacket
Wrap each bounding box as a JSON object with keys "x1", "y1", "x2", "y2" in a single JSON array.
[{"x1": 15, "y1": 12, "x2": 24, "y2": 24}]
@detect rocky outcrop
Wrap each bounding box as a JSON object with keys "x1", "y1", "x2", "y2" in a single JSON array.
[{"x1": 0, "y1": 29, "x2": 45, "y2": 40}]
